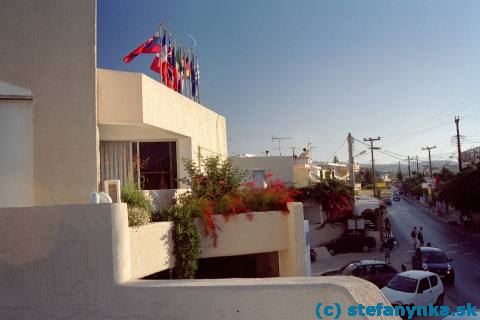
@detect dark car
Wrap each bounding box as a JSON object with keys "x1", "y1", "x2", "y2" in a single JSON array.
[
  {"x1": 393, "y1": 196, "x2": 400, "y2": 201},
  {"x1": 321, "y1": 260, "x2": 398, "y2": 288},
  {"x1": 325, "y1": 233, "x2": 376, "y2": 256},
  {"x1": 411, "y1": 247, "x2": 455, "y2": 284},
  {"x1": 384, "y1": 199, "x2": 392, "y2": 206}
]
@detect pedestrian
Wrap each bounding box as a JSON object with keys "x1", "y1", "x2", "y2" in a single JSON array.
[
  {"x1": 410, "y1": 227, "x2": 417, "y2": 250},
  {"x1": 417, "y1": 226, "x2": 424, "y2": 247},
  {"x1": 384, "y1": 218, "x2": 392, "y2": 238}
]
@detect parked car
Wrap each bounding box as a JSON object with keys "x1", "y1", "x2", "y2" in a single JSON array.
[
  {"x1": 325, "y1": 233, "x2": 376, "y2": 255},
  {"x1": 393, "y1": 196, "x2": 400, "y2": 201},
  {"x1": 411, "y1": 247, "x2": 455, "y2": 284},
  {"x1": 384, "y1": 199, "x2": 392, "y2": 206},
  {"x1": 381, "y1": 271, "x2": 444, "y2": 307},
  {"x1": 321, "y1": 260, "x2": 398, "y2": 288}
]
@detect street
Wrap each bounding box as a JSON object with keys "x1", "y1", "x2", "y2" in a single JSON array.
[{"x1": 388, "y1": 197, "x2": 480, "y2": 308}]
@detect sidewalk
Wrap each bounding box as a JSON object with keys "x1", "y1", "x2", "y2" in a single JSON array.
[{"x1": 403, "y1": 196, "x2": 461, "y2": 225}]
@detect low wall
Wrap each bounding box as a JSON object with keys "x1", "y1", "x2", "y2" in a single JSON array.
[
  {"x1": 0, "y1": 203, "x2": 397, "y2": 320},
  {"x1": 143, "y1": 188, "x2": 188, "y2": 210},
  {"x1": 129, "y1": 203, "x2": 305, "y2": 277},
  {"x1": 197, "y1": 211, "x2": 289, "y2": 258},
  {"x1": 303, "y1": 204, "x2": 324, "y2": 224},
  {"x1": 310, "y1": 223, "x2": 345, "y2": 247},
  {"x1": 129, "y1": 221, "x2": 174, "y2": 279}
]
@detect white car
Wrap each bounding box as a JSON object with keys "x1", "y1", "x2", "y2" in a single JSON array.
[{"x1": 381, "y1": 270, "x2": 444, "y2": 306}]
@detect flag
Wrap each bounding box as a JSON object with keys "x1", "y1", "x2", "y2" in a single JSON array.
[
  {"x1": 190, "y1": 55, "x2": 196, "y2": 98},
  {"x1": 185, "y1": 54, "x2": 190, "y2": 79},
  {"x1": 160, "y1": 33, "x2": 167, "y2": 62},
  {"x1": 150, "y1": 54, "x2": 161, "y2": 73},
  {"x1": 160, "y1": 33, "x2": 168, "y2": 84},
  {"x1": 123, "y1": 35, "x2": 160, "y2": 63},
  {"x1": 195, "y1": 58, "x2": 200, "y2": 100}
]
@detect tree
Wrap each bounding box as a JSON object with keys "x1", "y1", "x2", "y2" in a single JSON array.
[
  {"x1": 295, "y1": 180, "x2": 354, "y2": 224},
  {"x1": 401, "y1": 173, "x2": 426, "y2": 198},
  {"x1": 438, "y1": 163, "x2": 480, "y2": 213},
  {"x1": 396, "y1": 169, "x2": 403, "y2": 182},
  {"x1": 356, "y1": 168, "x2": 373, "y2": 186},
  {"x1": 333, "y1": 155, "x2": 339, "y2": 163}
]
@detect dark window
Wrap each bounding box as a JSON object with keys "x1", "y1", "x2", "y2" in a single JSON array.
[
  {"x1": 351, "y1": 266, "x2": 365, "y2": 276},
  {"x1": 387, "y1": 275, "x2": 417, "y2": 293},
  {"x1": 429, "y1": 275, "x2": 438, "y2": 287},
  {"x1": 364, "y1": 265, "x2": 376, "y2": 275},
  {"x1": 418, "y1": 278, "x2": 430, "y2": 293},
  {"x1": 376, "y1": 264, "x2": 395, "y2": 274},
  {"x1": 133, "y1": 141, "x2": 177, "y2": 190},
  {"x1": 422, "y1": 251, "x2": 448, "y2": 263}
]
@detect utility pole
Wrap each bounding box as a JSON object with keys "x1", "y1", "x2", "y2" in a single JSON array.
[
  {"x1": 348, "y1": 133, "x2": 355, "y2": 191},
  {"x1": 363, "y1": 137, "x2": 381, "y2": 198},
  {"x1": 272, "y1": 136, "x2": 291, "y2": 156},
  {"x1": 407, "y1": 155, "x2": 411, "y2": 179},
  {"x1": 455, "y1": 116, "x2": 462, "y2": 172},
  {"x1": 289, "y1": 147, "x2": 296, "y2": 158},
  {"x1": 416, "y1": 156, "x2": 419, "y2": 175},
  {"x1": 422, "y1": 145, "x2": 437, "y2": 177}
]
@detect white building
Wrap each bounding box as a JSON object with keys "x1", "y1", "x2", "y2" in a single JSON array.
[
  {"x1": 231, "y1": 155, "x2": 323, "y2": 188},
  {"x1": 0, "y1": 24, "x2": 227, "y2": 208}
]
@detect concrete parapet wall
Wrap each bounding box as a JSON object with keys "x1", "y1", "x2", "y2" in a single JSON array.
[
  {"x1": 0, "y1": 203, "x2": 396, "y2": 319},
  {"x1": 197, "y1": 211, "x2": 289, "y2": 258},
  {"x1": 129, "y1": 222, "x2": 175, "y2": 279}
]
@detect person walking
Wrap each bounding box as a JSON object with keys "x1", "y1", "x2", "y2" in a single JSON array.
[
  {"x1": 417, "y1": 227, "x2": 424, "y2": 247},
  {"x1": 384, "y1": 218, "x2": 392, "y2": 238},
  {"x1": 410, "y1": 227, "x2": 417, "y2": 250}
]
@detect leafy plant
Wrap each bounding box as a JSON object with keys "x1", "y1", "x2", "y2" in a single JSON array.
[
  {"x1": 438, "y1": 163, "x2": 480, "y2": 213},
  {"x1": 121, "y1": 182, "x2": 152, "y2": 227},
  {"x1": 127, "y1": 207, "x2": 151, "y2": 227},
  {"x1": 180, "y1": 155, "x2": 248, "y2": 201},
  {"x1": 178, "y1": 156, "x2": 298, "y2": 245},
  {"x1": 153, "y1": 205, "x2": 201, "y2": 279},
  {"x1": 295, "y1": 180, "x2": 354, "y2": 224}
]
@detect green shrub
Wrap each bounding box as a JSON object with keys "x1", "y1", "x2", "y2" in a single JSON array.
[
  {"x1": 121, "y1": 182, "x2": 152, "y2": 227},
  {"x1": 154, "y1": 205, "x2": 201, "y2": 279},
  {"x1": 128, "y1": 207, "x2": 151, "y2": 227}
]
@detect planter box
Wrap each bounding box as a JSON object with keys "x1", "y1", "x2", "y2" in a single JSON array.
[
  {"x1": 196, "y1": 211, "x2": 289, "y2": 258},
  {"x1": 128, "y1": 203, "x2": 307, "y2": 278},
  {"x1": 129, "y1": 222, "x2": 174, "y2": 279}
]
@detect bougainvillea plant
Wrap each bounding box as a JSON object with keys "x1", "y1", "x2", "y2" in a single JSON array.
[
  {"x1": 178, "y1": 156, "x2": 298, "y2": 246},
  {"x1": 294, "y1": 179, "x2": 354, "y2": 225}
]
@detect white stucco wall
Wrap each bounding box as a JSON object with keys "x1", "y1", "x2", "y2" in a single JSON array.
[
  {"x1": 0, "y1": 97, "x2": 33, "y2": 207},
  {"x1": 129, "y1": 221, "x2": 175, "y2": 279},
  {"x1": 0, "y1": 203, "x2": 397, "y2": 320},
  {"x1": 129, "y1": 206, "x2": 305, "y2": 278},
  {"x1": 232, "y1": 156, "x2": 295, "y2": 185},
  {"x1": 197, "y1": 211, "x2": 289, "y2": 258},
  {"x1": 0, "y1": 1, "x2": 98, "y2": 205},
  {"x1": 97, "y1": 68, "x2": 228, "y2": 175}
]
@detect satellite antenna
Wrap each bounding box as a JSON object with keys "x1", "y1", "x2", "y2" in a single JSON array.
[{"x1": 272, "y1": 136, "x2": 292, "y2": 156}]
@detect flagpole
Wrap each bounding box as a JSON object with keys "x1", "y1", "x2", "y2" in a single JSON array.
[
  {"x1": 158, "y1": 22, "x2": 163, "y2": 84},
  {"x1": 196, "y1": 55, "x2": 200, "y2": 103}
]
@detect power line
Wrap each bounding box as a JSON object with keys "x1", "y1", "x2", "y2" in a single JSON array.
[
  {"x1": 382, "y1": 91, "x2": 480, "y2": 139},
  {"x1": 325, "y1": 138, "x2": 347, "y2": 162}
]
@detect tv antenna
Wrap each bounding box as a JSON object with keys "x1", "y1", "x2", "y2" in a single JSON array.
[{"x1": 272, "y1": 136, "x2": 292, "y2": 156}]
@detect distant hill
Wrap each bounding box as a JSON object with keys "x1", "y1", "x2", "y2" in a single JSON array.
[{"x1": 359, "y1": 160, "x2": 459, "y2": 176}]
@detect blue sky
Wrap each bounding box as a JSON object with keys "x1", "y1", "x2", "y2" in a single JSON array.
[{"x1": 98, "y1": 0, "x2": 480, "y2": 165}]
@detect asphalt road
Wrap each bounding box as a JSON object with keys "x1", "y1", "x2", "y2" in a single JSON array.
[{"x1": 388, "y1": 196, "x2": 480, "y2": 308}]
